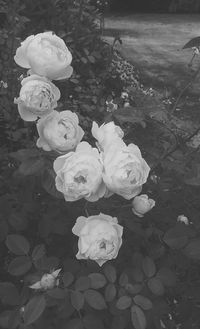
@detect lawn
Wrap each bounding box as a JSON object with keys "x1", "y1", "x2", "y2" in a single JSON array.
[{"x1": 104, "y1": 14, "x2": 200, "y2": 95}]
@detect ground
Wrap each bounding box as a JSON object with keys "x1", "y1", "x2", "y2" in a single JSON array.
[{"x1": 104, "y1": 13, "x2": 200, "y2": 128}]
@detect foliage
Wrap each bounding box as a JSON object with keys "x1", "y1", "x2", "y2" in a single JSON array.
[{"x1": 1, "y1": 3, "x2": 200, "y2": 329}]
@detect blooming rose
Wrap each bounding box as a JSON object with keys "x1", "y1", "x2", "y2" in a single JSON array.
[
  {"x1": 91, "y1": 121, "x2": 124, "y2": 152},
  {"x1": 102, "y1": 142, "x2": 150, "y2": 199},
  {"x1": 36, "y1": 110, "x2": 84, "y2": 153},
  {"x1": 53, "y1": 142, "x2": 107, "y2": 201},
  {"x1": 132, "y1": 194, "x2": 155, "y2": 217},
  {"x1": 177, "y1": 215, "x2": 189, "y2": 225},
  {"x1": 72, "y1": 213, "x2": 123, "y2": 266},
  {"x1": 29, "y1": 269, "x2": 61, "y2": 290},
  {"x1": 14, "y1": 75, "x2": 60, "y2": 121},
  {"x1": 14, "y1": 32, "x2": 73, "y2": 80}
]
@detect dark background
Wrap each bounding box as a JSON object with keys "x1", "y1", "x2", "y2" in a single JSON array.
[{"x1": 109, "y1": 0, "x2": 200, "y2": 13}]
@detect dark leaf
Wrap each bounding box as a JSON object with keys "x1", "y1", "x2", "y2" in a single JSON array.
[
  {"x1": 31, "y1": 244, "x2": 46, "y2": 263},
  {"x1": 83, "y1": 314, "x2": 105, "y2": 329},
  {"x1": 0, "y1": 283, "x2": 20, "y2": 305},
  {"x1": 163, "y1": 226, "x2": 188, "y2": 249},
  {"x1": 183, "y1": 36, "x2": 200, "y2": 49},
  {"x1": 70, "y1": 290, "x2": 84, "y2": 311},
  {"x1": 47, "y1": 288, "x2": 65, "y2": 299},
  {"x1": 0, "y1": 310, "x2": 20, "y2": 329},
  {"x1": 148, "y1": 277, "x2": 165, "y2": 296},
  {"x1": 156, "y1": 267, "x2": 176, "y2": 287},
  {"x1": 131, "y1": 268, "x2": 144, "y2": 282},
  {"x1": 125, "y1": 283, "x2": 142, "y2": 295},
  {"x1": 62, "y1": 272, "x2": 74, "y2": 287},
  {"x1": 111, "y1": 315, "x2": 127, "y2": 329},
  {"x1": 10, "y1": 149, "x2": 40, "y2": 162},
  {"x1": 6, "y1": 234, "x2": 30, "y2": 255},
  {"x1": 131, "y1": 305, "x2": 146, "y2": 329},
  {"x1": 142, "y1": 257, "x2": 156, "y2": 278},
  {"x1": 119, "y1": 273, "x2": 129, "y2": 287},
  {"x1": 133, "y1": 295, "x2": 152, "y2": 310},
  {"x1": 105, "y1": 283, "x2": 117, "y2": 302},
  {"x1": 19, "y1": 158, "x2": 44, "y2": 176},
  {"x1": 23, "y1": 295, "x2": 46, "y2": 325},
  {"x1": 65, "y1": 318, "x2": 83, "y2": 329},
  {"x1": 184, "y1": 239, "x2": 200, "y2": 260},
  {"x1": 103, "y1": 264, "x2": 116, "y2": 283},
  {"x1": 42, "y1": 169, "x2": 64, "y2": 199},
  {"x1": 84, "y1": 289, "x2": 107, "y2": 310},
  {"x1": 88, "y1": 273, "x2": 107, "y2": 289},
  {"x1": 116, "y1": 296, "x2": 132, "y2": 310},
  {"x1": 75, "y1": 276, "x2": 90, "y2": 291},
  {"x1": 8, "y1": 256, "x2": 32, "y2": 276}
]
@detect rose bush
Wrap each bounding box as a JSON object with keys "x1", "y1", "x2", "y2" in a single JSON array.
[
  {"x1": 14, "y1": 75, "x2": 60, "y2": 121},
  {"x1": 53, "y1": 141, "x2": 107, "y2": 201},
  {"x1": 72, "y1": 213, "x2": 123, "y2": 266},
  {"x1": 131, "y1": 194, "x2": 155, "y2": 217},
  {"x1": 36, "y1": 110, "x2": 84, "y2": 153},
  {"x1": 102, "y1": 141, "x2": 150, "y2": 199},
  {"x1": 14, "y1": 31, "x2": 73, "y2": 80}
]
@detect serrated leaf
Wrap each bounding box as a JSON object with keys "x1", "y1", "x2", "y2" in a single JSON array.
[
  {"x1": 163, "y1": 227, "x2": 188, "y2": 249},
  {"x1": 8, "y1": 256, "x2": 32, "y2": 276},
  {"x1": 62, "y1": 272, "x2": 74, "y2": 287},
  {"x1": 103, "y1": 264, "x2": 116, "y2": 283},
  {"x1": 148, "y1": 277, "x2": 164, "y2": 296},
  {"x1": 31, "y1": 244, "x2": 46, "y2": 262},
  {"x1": 119, "y1": 273, "x2": 129, "y2": 287},
  {"x1": 70, "y1": 290, "x2": 84, "y2": 310},
  {"x1": 6, "y1": 234, "x2": 30, "y2": 255},
  {"x1": 131, "y1": 305, "x2": 146, "y2": 329},
  {"x1": 125, "y1": 283, "x2": 142, "y2": 295},
  {"x1": 84, "y1": 289, "x2": 107, "y2": 310},
  {"x1": 88, "y1": 273, "x2": 107, "y2": 289},
  {"x1": 75, "y1": 276, "x2": 90, "y2": 291},
  {"x1": 105, "y1": 283, "x2": 116, "y2": 302},
  {"x1": 116, "y1": 296, "x2": 132, "y2": 310},
  {"x1": 0, "y1": 283, "x2": 20, "y2": 305},
  {"x1": 142, "y1": 257, "x2": 156, "y2": 278},
  {"x1": 184, "y1": 239, "x2": 200, "y2": 260},
  {"x1": 23, "y1": 295, "x2": 46, "y2": 325},
  {"x1": 133, "y1": 295, "x2": 152, "y2": 310},
  {"x1": 156, "y1": 267, "x2": 176, "y2": 287},
  {"x1": 19, "y1": 158, "x2": 44, "y2": 176},
  {"x1": 183, "y1": 36, "x2": 200, "y2": 49}
]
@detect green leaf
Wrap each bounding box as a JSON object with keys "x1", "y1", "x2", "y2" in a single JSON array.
[
  {"x1": 0, "y1": 310, "x2": 20, "y2": 329},
  {"x1": 125, "y1": 283, "x2": 142, "y2": 295},
  {"x1": 0, "y1": 283, "x2": 20, "y2": 306},
  {"x1": 6, "y1": 234, "x2": 30, "y2": 255},
  {"x1": 148, "y1": 277, "x2": 165, "y2": 296},
  {"x1": 62, "y1": 272, "x2": 74, "y2": 287},
  {"x1": 105, "y1": 283, "x2": 117, "y2": 302},
  {"x1": 42, "y1": 169, "x2": 64, "y2": 199},
  {"x1": 70, "y1": 290, "x2": 84, "y2": 311},
  {"x1": 156, "y1": 267, "x2": 176, "y2": 287},
  {"x1": 10, "y1": 149, "x2": 40, "y2": 162},
  {"x1": 83, "y1": 314, "x2": 105, "y2": 329},
  {"x1": 163, "y1": 227, "x2": 188, "y2": 249},
  {"x1": 47, "y1": 288, "x2": 65, "y2": 299},
  {"x1": 31, "y1": 244, "x2": 46, "y2": 262},
  {"x1": 184, "y1": 239, "x2": 200, "y2": 260},
  {"x1": 75, "y1": 276, "x2": 90, "y2": 291},
  {"x1": 88, "y1": 273, "x2": 107, "y2": 289},
  {"x1": 116, "y1": 296, "x2": 132, "y2": 310},
  {"x1": 119, "y1": 273, "x2": 129, "y2": 287},
  {"x1": 19, "y1": 158, "x2": 44, "y2": 176},
  {"x1": 131, "y1": 268, "x2": 144, "y2": 282},
  {"x1": 131, "y1": 305, "x2": 146, "y2": 329},
  {"x1": 23, "y1": 295, "x2": 46, "y2": 325},
  {"x1": 65, "y1": 318, "x2": 83, "y2": 329},
  {"x1": 103, "y1": 264, "x2": 117, "y2": 283},
  {"x1": 8, "y1": 256, "x2": 32, "y2": 276},
  {"x1": 133, "y1": 295, "x2": 153, "y2": 310},
  {"x1": 142, "y1": 257, "x2": 156, "y2": 278},
  {"x1": 84, "y1": 289, "x2": 107, "y2": 310}
]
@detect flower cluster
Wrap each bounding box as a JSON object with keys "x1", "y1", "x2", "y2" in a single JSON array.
[{"x1": 14, "y1": 32, "x2": 154, "y2": 266}]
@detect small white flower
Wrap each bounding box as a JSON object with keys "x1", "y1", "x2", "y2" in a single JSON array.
[
  {"x1": 121, "y1": 92, "x2": 129, "y2": 99},
  {"x1": 177, "y1": 215, "x2": 189, "y2": 225},
  {"x1": 124, "y1": 102, "x2": 130, "y2": 108},
  {"x1": 29, "y1": 269, "x2": 61, "y2": 290},
  {"x1": 132, "y1": 194, "x2": 155, "y2": 217}
]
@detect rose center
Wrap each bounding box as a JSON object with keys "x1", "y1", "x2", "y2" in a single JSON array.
[{"x1": 74, "y1": 175, "x2": 86, "y2": 184}]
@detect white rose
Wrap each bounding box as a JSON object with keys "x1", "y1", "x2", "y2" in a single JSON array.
[
  {"x1": 91, "y1": 121, "x2": 124, "y2": 152},
  {"x1": 102, "y1": 142, "x2": 150, "y2": 199},
  {"x1": 14, "y1": 32, "x2": 73, "y2": 80},
  {"x1": 36, "y1": 110, "x2": 84, "y2": 153},
  {"x1": 53, "y1": 142, "x2": 107, "y2": 202},
  {"x1": 14, "y1": 75, "x2": 60, "y2": 121},
  {"x1": 72, "y1": 213, "x2": 123, "y2": 266},
  {"x1": 29, "y1": 269, "x2": 61, "y2": 290},
  {"x1": 177, "y1": 215, "x2": 189, "y2": 225},
  {"x1": 132, "y1": 194, "x2": 155, "y2": 217}
]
